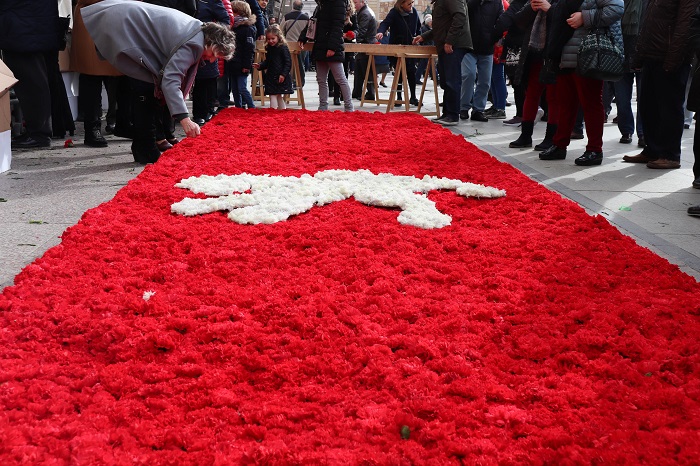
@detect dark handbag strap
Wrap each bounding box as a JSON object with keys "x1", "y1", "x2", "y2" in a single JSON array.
[{"x1": 283, "y1": 11, "x2": 304, "y2": 35}]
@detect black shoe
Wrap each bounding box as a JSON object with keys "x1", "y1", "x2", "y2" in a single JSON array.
[
  {"x1": 459, "y1": 111, "x2": 470, "y2": 120},
  {"x1": 416, "y1": 80, "x2": 423, "y2": 85},
  {"x1": 534, "y1": 139, "x2": 553, "y2": 151},
  {"x1": 205, "y1": 113, "x2": 214, "y2": 122},
  {"x1": 364, "y1": 93, "x2": 375, "y2": 101},
  {"x1": 693, "y1": 177, "x2": 700, "y2": 189},
  {"x1": 539, "y1": 145, "x2": 567, "y2": 160},
  {"x1": 193, "y1": 118, "x2": 206, "y2": 126},
  {"x1": 471, "y1": 111, "x2": 488, "y2": 122},
  {"x1": 11, "y1": 136, "x2": 50, "y2": 149},
  {"x1": 333, "y1": 97, "x2": 341, "y2": 106},
  {"x1": 409, "y1": 97, "x2": 419, "y2": 106},
  {"x1": 574, "y1": 150, "x2": 603, "y2": 166},
  {"x1": 394, "y1": 102, "x2": 402, "y2": 108},
  {"x1": 509, "y1": 135, "x2": 532, "y2": 148},
  {"x1": 113, "y1": 125, "x2": 134, "y2": 140},
  {"x1": 132, "y1": 143, "x2": 160, "y2": 164},
  {"x1": 688, "y1": 205, "x2": 700, "y2": 217},
  {"x1": 619, "y1": 134, "x2": 633, "y2": 144},
  {"x1": 85, "y1": 128, "x2": 108, "y2": 147},
  {"x1": 104, "y1": 124, "x2": 115, "y2": 135}
]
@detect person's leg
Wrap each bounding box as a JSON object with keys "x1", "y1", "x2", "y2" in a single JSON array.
[
  {"x1": 297, "y1": 53, "x2": 306, "y2": 87},
  {"x1": 3, "y1": 50, "x2": 52, "y2": 146},
  {"x1": 231, "y1": 70, "x2": 244, "y2": 108},
  {"x1": 316, "y1": 61, "x2": 331, "y2": 110},
  {"x1": 237, "y1": 74, "x2": 255, "y2": 109},
  {"x1": 353, "y1": 53, "x2": 367, "y2": 99},
  {"x1": 602, "y1": 81, "x2": 614, "y2": 121},
  {"x1": 438, "y1": 48, "x2": 466, "y2": 121},
  {"x1": 129, "y1": 78, "x2": 159, "y2": 163},
  {"x1": 684, "y1": 67, "x2": 695, "y2": 128},
  {"x1": 694, "y1": 122, "x2": 700, "y2": 183},
  {"x1": 79, "y1": 73, "x2": 108, "y2": 147},
  {"x1": 534, "y1": 81, "x2": 559, "y2": 151},
  {"x1": 460, "y1": 52, "x2": 477, "y2": 115},
  {"x1": 472, "y1": 54, "x2": 493, "y2": 113},
  {"x1": 329, "y1": 61, "x2": 354, "y2": 112},
  {"x1": 521, "y1": 60, "x2": 546, "y2": 122},
  {"x1": 406, "y1": 57, "x2": 417, "y2": 103},
  {"x1": 192, "y1": 79, "x2": 208, "y2": 121},
  {"x1": 576, "y1": 75, "x2": 605, "y2": 153},
  {"x1": 551, "y1": 73, "x2": 579, "y2": 150},
  {"x1": 490, "y1": 62, "x2": 507, "y2": 110},
  {"x1": 656, "y1": 63, "x2": 691, "y2": 162},
  {"x1": 113, "y1": 76, "x2": 133, "y2": 139},
  {"x1": 276, "y1": 94, "x2": 287, "y2": 110},
  {"x1": 613, "y1": 73, "x2": 634, "y2": 138},
  {"x1": 635, "y1": 71, "x2": 644, "y2": 142},
  {"x1": 104, "y1": 76, "x2": 118, "y2": 132}
]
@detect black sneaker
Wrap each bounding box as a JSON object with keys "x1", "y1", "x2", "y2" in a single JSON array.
[
  {"x1": 85, "y1": 128, "x2": 108, "y2": 148},
  {"x1": 438, "y1": 117, "x2": 459, "y2": 126},
  {"x1": 471, "y1": 111, "x2": 489, "y2": 122},
  {"x1": 459, "y1": 110, "x2": 470, "y2": 120},
  {"x1": 11, "y1": 136, "x2": 50, "y2": 149}
]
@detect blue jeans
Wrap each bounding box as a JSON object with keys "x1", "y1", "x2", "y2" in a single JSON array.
[
  {"x1": 460, "y1": 52, "x2": 493, "y2": 112},
  {"x1": 233, "y1": 72, "x2": 255, "y2": 109},
  {"x1": 437, "y1": 47, "x2": 466, "y2": 120},
  {"x1": 612, "y1": 72, "x2": 642, "y2": 137},
  {"x1": 490, "y1": 62, "x2": 507, "y2": 110}
]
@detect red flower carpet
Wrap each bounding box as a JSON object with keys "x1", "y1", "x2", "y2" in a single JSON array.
[{"x1": 2, "y1": 109, "x2": 700, "y2": 465}]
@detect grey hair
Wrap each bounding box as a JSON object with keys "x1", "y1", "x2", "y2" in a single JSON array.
[{"x1": 202, "y1": 22, "x2": 236, "y2": 61}]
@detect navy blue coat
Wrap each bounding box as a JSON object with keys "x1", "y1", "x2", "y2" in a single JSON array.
[
  {"x1": 377, "y1": 7, "x2": 421, "y2": 45},
  {"x1": 258, "y1": 44, "x2": 294, "y2": 94},
  {"x1": 195, "y1": 0, "x2": 231, "y2": 79},
  {"x1": 0, "y1": 0, "x2": 61, "y2": 52},
  {"x1": 229, "y1": 20, "x2": 257, "y2": 74}
]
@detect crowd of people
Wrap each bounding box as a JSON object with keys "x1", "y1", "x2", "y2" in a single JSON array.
[{"x1": 1, "y1": 0, "x2": 699, "y2": 215}]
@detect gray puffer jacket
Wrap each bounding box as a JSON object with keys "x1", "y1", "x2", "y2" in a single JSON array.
[{"x1": 558, "y1": 0, "x2": 624, "y2": 70}]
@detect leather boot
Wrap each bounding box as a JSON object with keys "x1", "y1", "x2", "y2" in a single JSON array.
[
  {"x1": 509, "y1": 121, "x2": 534, "y2": 148},
  {"x1": 535, "y1": 123, "x2": 557, "y2": 151},
  {"x1": 85, "y1": 127, "x2": 108, "y2": 147}
]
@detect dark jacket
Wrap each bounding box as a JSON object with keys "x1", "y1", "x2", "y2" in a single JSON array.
[
  {"x1": 377, "y1": 6, "x2": 421, "y2": 45},
  {"x1": 355, "y1": 4, "x2": 378, "y2": 44},
  {"x1": 143, "y1": 0, "x2": 198, "y2": 16},
  {"x1": 421, "y1": 0, "x2": 473, "y2": 53},
  {"x1": 258, "y1": 43, "x2": 294, "y2": 94},
  {"x1": 685, "y1": 5, "x2": 700, "y2": 111},
  {"x1": 493, "y1": 0, "x2": 527, "y2": 54},
  {"x1": 308, "y1": 0, "x2": 348, "y2": 62},
  {"x1": 634, "y1": 0, "x2": 700, "y2": 71},
  {"x1": 467, "y1": 0, "x2": 504, "y2": 55},
  {"x1": 195, "y1": 0, "x2": 231, "y2": 80},
  {"x1": 0, "y1": 0, "x2": 61, "y2": 52},
  {"x1": 229, "y1": 17, "x2": 258, "y2": 74}
]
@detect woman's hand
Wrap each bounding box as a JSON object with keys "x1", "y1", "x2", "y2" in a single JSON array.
[
  {"x1": 412, "y1": 36, "x2": 424, "y2": 45},
  {"x1": 444, "y1": 43, "x2": 453, "y2": 54},
  {"x1": 180, "y1": 117, "x2": 201, "y2": 138},
  {"x1": 278, "y1": 75, "x2": 285, "y2": 83},
  {"x1": 567, "y1": 12, "x2": 583, "y2": 28},
  {"x1": 376, "y1": 32, "x2": 384, "y2": 40},
  {"x1": 326, "y1": 49, "x2": 335, "y2": 58},
  {"x1": 252, "y1": 63, "x2": 260, "y2": 69}
]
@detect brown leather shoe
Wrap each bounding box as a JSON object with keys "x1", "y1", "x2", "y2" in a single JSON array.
[
  {"x1": 156, "y1": 140, "x2": 173, "y2": 152},
  {"x1": 646, "y1": 158, "x2": 681, "y2": 169},
  {"x1": 622, "y1": 152, "x2": 653, "y2": 163}
]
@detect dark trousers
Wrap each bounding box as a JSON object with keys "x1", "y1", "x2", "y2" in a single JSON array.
[
  {"x1": 129, "y1": 78, "x2": 157, "y2": 149},
  {"x1": 79, "y1": 74, "x2": 107, "y2": 132},
  {"x1": 640, "y1": 60, "x2": 690, "y2": 161},
  {"x1": 522, "y1": 60, "x2": 558, "y2": 124},
  {"x1": 553, "y1": 73, "x2": 604, "y2": 153},
  {"x1": 192, "y1": 77, "x2": 217, "y2": 120},
  {"x1": 437, "y1": 47, "x2": 466, "y2": 120},
  {"x1": 2, "y1": 50, "x2": 52, "y2": 143},
  {"x1": 353, "y1": 52, "x2": 374, "y2": 98}
]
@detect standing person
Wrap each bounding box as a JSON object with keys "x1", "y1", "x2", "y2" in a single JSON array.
[
  {"x1": 459, "y1": 0, "x2": 504, "y2": 122},
  {"x1": 0, "y1": 0, "x2": 60, "y2": 149},
  {"x1": 258, "y1": 0, "x2": 271, "y2": 31},
  {"x1": 81, "y1": 0, "x2": 236, "y2": 163},
  {"x1": 71, "y1": 0, "x2": 124, "y2": 148},
  {"x1": 229, "y1": 1, "x2": 258, "y2": 109},
  {"x1": 191, "y1": 0, "x2": 231, "y2": 129},
  {"x1": 486, "y1": 0, "x2": 510, "y2": 120},
  {"x1": 415, "y1": 15, "x2": 434, "y2": 84},
  {"x1": 305, "y1": 0, "x2": 355, "y2": 111},
  {"x1": 622, "y1": 0, "x2": 700, "y2": 169},
  {"x1": 538, "y1": 0, "x2": 623, "y2": 166},
  {"x1": 377, "y1": 0, "x2": 422, "y2": 107},
  {"x1": 282, "y1": 0, "x2": 311, "y2": 87},
  {"x1": 414, "y1": 0, "x2": 473, "y2": 126},
  {"x1": 351, "y1": 0, "x2": 378, "y2": 100},
  {"x1": 329, "y1": 1, "x2": 358, "y2": 105},
  {"x1": 253, "y1": 26, "x2": 294, "y2": 109}
]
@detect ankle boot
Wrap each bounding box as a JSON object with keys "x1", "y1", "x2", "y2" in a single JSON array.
[
  {"x1": 509, "y1": 121, "x2": 534, "y2": 148},
  {"x1": 535, "y1": 124, "x2": 557, "y2": 151}
]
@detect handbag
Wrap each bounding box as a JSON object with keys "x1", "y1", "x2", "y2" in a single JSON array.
[
  {"x1": 576, "y1": 28, "x2": 624, "y2": 81},
  {"x1": 505, "y1": 47, "x2": 520, "y2": 67},
  {"x1": 305, "y1": 17, "x2": 318, "y2": 41}
]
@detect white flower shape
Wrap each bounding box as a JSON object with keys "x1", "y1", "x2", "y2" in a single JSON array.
[{"x1": 171, "y1": 169, "x2": 505, "y2": 229}]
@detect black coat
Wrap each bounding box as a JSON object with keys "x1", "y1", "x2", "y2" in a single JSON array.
[
  {"x1": 259, "y1": 44, "x2": 294, "y2": 95},
  {"x1": 467, "y1": 0, "x2": 505, "y2": 55},
  {"x1": 309, "y1": 0, "x2": 347, "y2": 62},
  {"x1": 686, "y1": 5, "x2": 700, "y2": 111},
  {"x1": 377, "y1": 7, "x2": 421, "y2": 45},
  {"x1": 0, "y1": 0, "x2": 61, "y2": 52},
  {"x1": 230, "y1": 20, "x2": 258, "y2": 74}
]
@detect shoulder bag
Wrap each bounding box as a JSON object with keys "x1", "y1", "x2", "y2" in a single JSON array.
[{"x1": 576, "y1": 27, "x2": 624, "y2": 82}]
